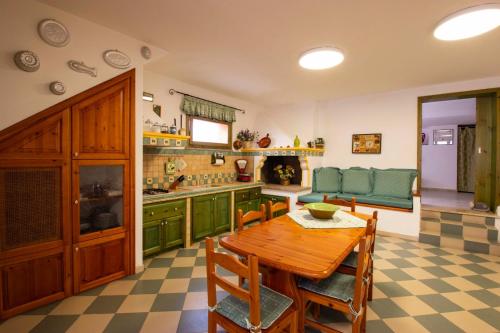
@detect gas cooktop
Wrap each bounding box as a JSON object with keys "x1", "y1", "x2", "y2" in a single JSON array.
[{"x1": 143, "y1": 189, "x2": 169, "y2": 195}]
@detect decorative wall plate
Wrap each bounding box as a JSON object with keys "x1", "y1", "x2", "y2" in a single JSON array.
[
  {"x1": 38, "y1": 19, "x2": 70, "y2": 47},
  {"x1": 49, "y1": 81, "x2": 65, "y2": 95},
  {"x1": 13, "y1": 50, "x2": 40, "y2": 72},
  {"x1": 103, "y1": 49, "x2": 131, "y2": 69},
  {"x1": 68, "y1": 60, "x2": 97, "y2": 77},
  {"x1": 141, "y1": 46, "x2": 152, "y2": 60}
]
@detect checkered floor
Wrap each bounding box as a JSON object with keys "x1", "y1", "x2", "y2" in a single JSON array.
[{"x1": 1, "y1": 235, "x2": 499, "y2": 333}]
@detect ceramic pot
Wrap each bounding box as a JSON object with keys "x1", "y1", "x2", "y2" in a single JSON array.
[
  {"x1": 280, "y1": 178, "x2": 290, "y2": 186},
  {"x1": 242, "y1": 141, "x2": 253, "y2": 149}
]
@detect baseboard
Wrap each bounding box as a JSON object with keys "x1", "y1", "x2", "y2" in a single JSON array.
[{"x1": 378, "y1": 230, "x2": 418, "y2": 242}]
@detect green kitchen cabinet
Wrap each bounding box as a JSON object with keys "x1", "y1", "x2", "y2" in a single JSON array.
[
  {"x1": 261, "y1": 194, "x2": 288, "y2": 218},
  {"x1": 192, "y1": 192, "x2": 231, "y2": 241},
  {"x1": 143, "y1": 199, "x2": 185, "y2": 257},
  {"x1": 234, "y1": 187, "x2": 262, "y2": 220}
]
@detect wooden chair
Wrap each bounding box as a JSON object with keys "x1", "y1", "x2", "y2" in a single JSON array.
[
  {"x1": 236, "y1": 204, "x2": 269, "y2": 286},
  {"x1": 323, "y1": 194, "x2": 356, "y2": 212},
  {"x1": 266, "y1": 197, "x2": 291, "y2": 220},
  {"x1": 298, "y1": 218, "x2": 376, "y2": 333},
  {"x1": 205, "y1": 237, "x2": 298, "y2": 333},
  {"x1": 237, "y1": 204, "x2": 266, "y2": 232},
  {"x1": 338, "y1": 211, "x2": 378, "y2": 301}
]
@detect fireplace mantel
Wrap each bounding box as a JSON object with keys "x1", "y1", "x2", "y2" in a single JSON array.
[{"x1": 241, "y1": 147, "x2": 324, "y2": 156}]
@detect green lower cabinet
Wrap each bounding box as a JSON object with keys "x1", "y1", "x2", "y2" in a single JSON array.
[
  {"x1": 214, "y1": 192, "x2": 230, "y2": 234},
  {"x1": 234, "y1": 187, "x2": 262, "y2": 221},
  {"x1": 248, "y1": 198, "x2": 260, "y2": 211},
  {"x1": 143, "y1": 200, "x2": 185, "y2": 257},
  {"x1": 164, "y1": 215, "x2": 184, "y2": 249},
  {"x1": 235, "y1": 201, "x2": 248, "y2": 217},
  {"x1": 192, "y1": 192, "x2": 231, "y2": 241},
  {"x1": 143, "y1": 220, "x2": 162, "y2": 256}
]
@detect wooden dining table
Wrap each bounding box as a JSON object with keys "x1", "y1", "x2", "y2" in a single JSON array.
[{"x1": 218, "y1": 211, "x2": 371, "y2": 332}]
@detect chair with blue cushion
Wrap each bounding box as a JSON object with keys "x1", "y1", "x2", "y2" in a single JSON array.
[
  {"x1": 323, "y1": 194, "x2": 356, "y2": 212},
  {"x1": 298, "y1": 218, "x2": 376, "y2": 333},
  {"x1": 338, "y1": 210, "x2": 378, "y2": 301},
  {"x1": 205, "y1": 237, "x2": 298, "y2": 333}
]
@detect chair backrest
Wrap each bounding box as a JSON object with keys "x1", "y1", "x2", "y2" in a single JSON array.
[
  {"x1": 237, "y1": 204, "x2": 266, "y2": 232},
  {"x1": 370, "y1": 211, "x2": 378, "y2": 255},
  {"x1": 323, "y1": 194, "x2": 356, "y2": 212},
  {"x1": 266, "y1": 197, "x2": 290, "y2": 220},
  {"x1": 205, "y1": 237, "x2": 261, "y2": 328},
  {"x1": 352, "y1": 217, "x2": 376, "y2": 312}
]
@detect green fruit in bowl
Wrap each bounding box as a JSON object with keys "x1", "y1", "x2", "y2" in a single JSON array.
[{"x1": 304, "y1": 203, "x2": 340, "y2": 219}]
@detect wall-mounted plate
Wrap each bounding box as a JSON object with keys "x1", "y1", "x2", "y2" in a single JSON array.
[
  {"x1": 13, "y1": 50, "x2": 40, "y2": 72},
  {"x1": 49, "y1": 81, "x2": 65, "y2": 95},
  {"x1": 103, "y1": 49, "x2": 131, "y2": 69},
  {"x1": 38, "y1": 19, "x2": 70, "y2": 47}
]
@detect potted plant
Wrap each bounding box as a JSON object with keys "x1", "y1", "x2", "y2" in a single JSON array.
[
  {"x1": 236, "y1": 129, "x2": 258, "y2": 149},
  {"x1": 273, "y1": 164, "x2": 295, "y2": 186}
]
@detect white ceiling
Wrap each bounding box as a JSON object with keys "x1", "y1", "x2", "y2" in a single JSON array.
[
  {"x1": 39, "y1": 0, "x2": 500, "y2": 106},
  {"x1": 422, "y1": 98, "x2": 476, "y2": 128}
]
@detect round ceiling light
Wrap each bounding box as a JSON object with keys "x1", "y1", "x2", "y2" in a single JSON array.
[
  {"x1": 434, "y1": 4, "x2": 500, "y2": 41},
  {"x1": 299, "y1": 47, "x2": 344, "y2": 70}
]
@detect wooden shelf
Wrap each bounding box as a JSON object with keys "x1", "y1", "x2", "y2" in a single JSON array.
[
  {"x1": 143, "y1": 131, "x2": 190, "y2": 140},
  {"x1": 240, "y1": 147, "x2": 324, "y2": 156}
]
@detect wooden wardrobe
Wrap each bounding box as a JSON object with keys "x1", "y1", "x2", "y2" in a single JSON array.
[{"x1": 0, "y1": 70, "x2": 135, "y2": 319}]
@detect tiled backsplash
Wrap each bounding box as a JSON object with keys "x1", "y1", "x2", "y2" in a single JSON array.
[{"x1": 143, "y1": 152, "x2": 254, "y2": 189}]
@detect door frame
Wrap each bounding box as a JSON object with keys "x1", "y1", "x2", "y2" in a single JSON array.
[{"x1": 417, "y1": 87, "x2": 500, "y2": 209}]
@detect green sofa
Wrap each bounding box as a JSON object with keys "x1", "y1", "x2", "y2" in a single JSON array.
[{"x1": 298, "y1": 167, "x2": 417, "y2": 210}]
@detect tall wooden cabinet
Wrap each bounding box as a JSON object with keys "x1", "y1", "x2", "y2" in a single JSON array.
[{"x1": 0, "y1": 70, "x2": 135, "y2": 319}]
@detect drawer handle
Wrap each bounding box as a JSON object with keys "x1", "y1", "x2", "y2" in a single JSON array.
[
  {"x1": 174, "y1": 207, "x2": 178, "y2": 211},
  {"x1": 74, "y1": 200, "x2": 79, "y2": 205},
  {"x1": 150, "y1": 212, "x2": 154, "y2": 216}
]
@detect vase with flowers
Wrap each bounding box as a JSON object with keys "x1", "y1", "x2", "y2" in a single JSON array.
[
  {"x1": 273, "y1": 164, "x2": 295, "y2": 186},
  {"x1": 236, "y1": 129, "x2": 258, "y2": 149}
]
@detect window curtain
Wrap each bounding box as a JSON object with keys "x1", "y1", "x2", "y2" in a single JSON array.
[
  {"x1": 181, "y1": 95, "x2": 236, "y2": 122},
  {"x1": 457, "y1": 126, "x2": 475, "y2": 193}
]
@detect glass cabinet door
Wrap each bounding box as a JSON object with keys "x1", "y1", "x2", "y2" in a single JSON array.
[{"x1": 75, "y1": 162, "x2": 127, "y2": 238}]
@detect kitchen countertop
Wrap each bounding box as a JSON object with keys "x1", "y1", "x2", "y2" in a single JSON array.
[
  {"x1": 143, "y1": 182, "x2": 264, "y2": 205},
  {"x1": 262, "y1": 184, "x2": 311, "y2": 193}
]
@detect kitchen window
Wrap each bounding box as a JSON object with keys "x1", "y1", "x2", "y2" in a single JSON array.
[
  {"x1": 433, "y1": 129, "x2": 454, "y2": 145},
  {"x1": 187, "y1": 116, "x2": 232, "y2": 149}
]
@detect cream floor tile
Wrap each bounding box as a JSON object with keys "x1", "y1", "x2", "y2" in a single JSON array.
[
  {"x1": 197, "y1": 249, "x2": 207, "y2": 257},
  {"x1": 401, "y1": 267, "x2": 436, "y2": 280},
  {"x1": 373, "y1": 270, "x2": 392, "y2": 283},
  {"x1": 191, "y1": 266, "x2": 207, "y2": 278},
  {"x1": 373, "y1": 259, "x2": 397, "y2": 270},
  {"x1": 100, "y1": 280, "x2": 137, "y2": 295},
  {"x1": 483, "y1": 272, "x2": 500, "y2": 284},
  {"x1": 391, "y1": 296, "x2": 437, "y2": 316},
  {"x1": 159, "y1": 278, "x2": 190, "y2": 293},
  {"x1": 378, "y1": 243, "x2": 403, "y2": 251},
  {"x1": 441, "y1": 265, "x2": 476, "y2": 276},
  {"x1": 140, "y1": 311, "x2": 182, "y2": 333},
  {"x1": 438, "y1": 247, "x2": 466, "y2": 255},
  {"x1": 441, "y1": 277, "x2": 483, "y2": 291},
  {"x1": 50, "y1": 296, "x2": 96, "y2": 315},
  {"x1": 117, "y1": 294, "x2": 156, "y2": 313},
  {"x1": 143, "y1": 258, "x2": 153, "y2": 266},
  {"x1": 396, "y1": 280, "x2": 436, "y2": 295},
  {"x1": 183, "y1": 291, "x2": 208, "y2": 310},
  {"x1": 366, "y1": 305, "x2": 380, "y2": 320},
  {"x1": 171, "y1": 257, "x2": 196, "y2": 267},
  {"x1": 371, "y1": 286, "x2": 388, "y2": 299},
  {"x1": 442, "y1": 311, "x2": 497, "y2": 333},
  {"x1": 407, "y1": 249, "x2": 437, "y2": 258},
  {"x1": 66, "y1": 314, "x2": 113, "y2": 333},
  {"x1": 442, "y1": 292, "x2": 489, "y2": 310},
  {"x1": 0, "y1": 315, "x2": 45, "y2": 333},
  {"x1": 140, "y1": 268, "x2": 169, "y2": 280},
  {"x1": 375, "y1": 250, "x2": 400, "y2": 259},
  {"x1": 384, "y1": 317, "x2": 429, "y2": 333},
  {"x1": 405, "y1": 257, "x2": 435, "y2": 268},
  {"x1": 489, "y1": 288, "x2": 500, "y2": 297},
  {"x1": 478, "y1": 261, "x2": 500, "y2": 273},
  {"x1": 441, "y1": 255, "x2": 474, "y2": 265}
]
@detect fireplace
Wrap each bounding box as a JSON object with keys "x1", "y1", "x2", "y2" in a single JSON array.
[{"x1": 261, "y1": 156, "x2": 302, "y2": 185}]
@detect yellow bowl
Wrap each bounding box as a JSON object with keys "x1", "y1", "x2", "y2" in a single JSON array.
[{"x1": 304, "y1": 202, "x2": 340, "y2": 219}]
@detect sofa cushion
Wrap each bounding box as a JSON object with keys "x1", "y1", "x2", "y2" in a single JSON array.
[
  {"x1": 371, "y1": 169, "x2": 416, "y2": 199},
  {"x1": 357, "y1": 194, "x2": 413, "y2": 209},
  {"x1": 313, "y1": 167, "x2": 342, "y2": 193},
  {"x1": 341, "y1": 168, "x2": 372, "y2": 194},
  {"x1": 298, "y1": 192, "x2": 331, "y2": 203}
]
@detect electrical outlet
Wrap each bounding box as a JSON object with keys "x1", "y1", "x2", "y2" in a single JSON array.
[
  {"x1": 146, "y1": 178, "x2": 153, "y2": 185},
  {"x1": 187, "y1": 175, "x2": 192, "y2": 181}
]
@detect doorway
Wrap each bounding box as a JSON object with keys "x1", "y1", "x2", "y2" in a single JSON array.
[{"x1": 417, "y1": 89, "x2": 499, "y2": 213}]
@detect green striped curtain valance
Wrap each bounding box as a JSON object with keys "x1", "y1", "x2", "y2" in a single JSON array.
[{"x1": 181, "y1": 95, "x2": 236, "y2": 122}]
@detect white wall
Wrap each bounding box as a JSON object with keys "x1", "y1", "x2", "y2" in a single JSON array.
[
  {"x1": 143, "y1": 70, "x2": 262, "y2": 140},
  {"x1": 421, "y1": 125, "x2": 458, "y2": 190},
  {"x1": 0, "y1": 0, "x2": 165, "y2": 130}
]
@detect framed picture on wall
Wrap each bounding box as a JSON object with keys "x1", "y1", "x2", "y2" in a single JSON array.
[{"x1": 352, "y1": 133, "x2": 382, "y2": 154}]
